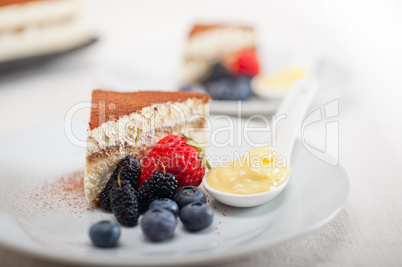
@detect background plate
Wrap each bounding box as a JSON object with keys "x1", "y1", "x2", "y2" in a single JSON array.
[
  {"x1": 96, "y1": 44, "x2": 350, "y2": 117},
  {"x1": 210, "y1": 98, "x2": 282, "y2": 116},
  {"x1": 0, "y1": 118, "x2": 349, "y2": 266},
  {"x1": 0, "y1": 37, "x2": 98, "y2": 73}
]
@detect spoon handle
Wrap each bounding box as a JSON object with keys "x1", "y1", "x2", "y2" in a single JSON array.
[{"x1": 274, "y1": 77, "x2": 319, "y2": 163}]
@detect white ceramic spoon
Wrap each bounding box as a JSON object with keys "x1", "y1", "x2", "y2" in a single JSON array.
[{"x1": 202, "y1": 77, "x2": 319, "y2": 207}]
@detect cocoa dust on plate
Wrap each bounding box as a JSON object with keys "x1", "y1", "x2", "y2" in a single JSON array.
[
  {"x1": 31, "y1": 171, "x2": 95, "y2": 215},
  {"x1": 2, "y1": 171, "x2": 95, "y2": 217}
]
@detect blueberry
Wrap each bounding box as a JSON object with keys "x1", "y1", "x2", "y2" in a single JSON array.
[
  {"x1": 204, "y1": 79, "x2": 233, "y2": 100},
  {"x1": 202, "y1": 62, "x2": 232, "y2": 83},
  {"x1": 179, "y1": 203, "x2": 214, "y2": 231},
  {"x1": 204, "y1": 76, "x2": 253, "y2": 101},
  {"x1": 173, "y1": 186, "x2": 206, "y2": 209},
  {"x1": 89, "y1": 220, "x2": 121, "y2": 248},
  {"x1": 149, "y1": 198, "x2": 179, "y2": 217},
  {"x1": 180, "y1": 84, "x2": 206, "y2": 94},
  {"x1": 141, "y1": 208, "x2": 177, "y2": 242},
  {"x1": 228, "y1": 77, "x2": 253, "y2": 101}
]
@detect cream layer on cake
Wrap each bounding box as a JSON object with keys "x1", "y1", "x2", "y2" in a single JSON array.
[
  {"x1": 0, "y1": 0, "x2": 92, "y2": 62},
  {"x1": 181, "y1": 25, "x2": 257, "y2": 84},
  {"x1": 84, "y1": 92, "x2": 210, "y2": 204}
]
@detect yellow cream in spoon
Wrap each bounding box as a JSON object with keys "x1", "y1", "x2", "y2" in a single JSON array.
[{"x1": 206, "y1": 147, "x2": 291, "y2": 194}]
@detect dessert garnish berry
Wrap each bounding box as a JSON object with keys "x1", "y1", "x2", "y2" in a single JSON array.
[
  {"x1": 138, "y1": 134, "x2": 210, "y2": 189},
  {"x1": 204, "y1": 79, "x2": 233, "y2": 100},
  {"x1": 180, "y1": 84, "x2": 206, "y2": 94},
  {"x1": 109, "y1": 167, "x2": 140, "y2": 227},
  {"x1": 173, "y1": 185, "x2": 207, "y2": 209},
  {"x1": 226, "y1": 48, "x2": 260, "y2": 77},
  {"x1": 99, "y1": 129, "x2": 141, "y2": 211},
  {"x1": 179, "y1": 202, "x2": 214, "y2": 231},
  {"x1": 89, "y1": 220, "x2": 121, "y2": 248},
  {"x1": 204, "y1": 76, "x2": 253, "y2": 101},
  {"x1": 141, "y1": 208, "x2": 177, "y2": 242},
  {"x1": 137, "y1": 160, "x2": 178, "y2": 214},
  {"x1": 202, "y1": 62, "x2": 232, "y2": 84},
  {"x1": 149, "y1": 198, "x2": 179, "y2": 217},
  {"x1": 230, "y1": 76, "x2": 253, "y2": 100}
]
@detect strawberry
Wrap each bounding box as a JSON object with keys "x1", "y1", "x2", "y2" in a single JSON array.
[
  {"x1": 137, "y1": 135, "x2": 210, "y2": 189},
  {"x1": 226, "y1": 48, "x2": 260, "y2": 77}
]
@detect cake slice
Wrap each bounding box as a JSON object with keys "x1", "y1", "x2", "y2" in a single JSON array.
[
  {"x1": 180, "y1": 23, "x2": 257, "y2": 85},
  {"x1": 0, "y1": 0, "x2": 92, "y2": 62},
  {"x1": 84, "y1": 90, "x2": 211, "y2": 204}
]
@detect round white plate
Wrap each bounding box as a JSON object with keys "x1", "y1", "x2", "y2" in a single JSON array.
[{"x1": 0, "y1": 118, "x2": 349, "y2": 266}]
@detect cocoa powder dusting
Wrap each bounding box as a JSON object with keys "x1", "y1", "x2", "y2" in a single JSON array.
[
  {"x1": 30, "y1": 171, "x2": 94, "y2": 215},
  {"x1": 189, "y1": 24, "x2": 253, "y2": 37},
  {"x1": 0, "y1": 171, "x2": 97, "y2": 220},
  {"x1": 89, "y1": 90, "x2": 210, "y2": 130},
  {"x1": 0, "y1": 0, "x2": 42, "y2": 7}
]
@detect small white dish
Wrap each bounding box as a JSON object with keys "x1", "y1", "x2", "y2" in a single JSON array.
[
  {"x1": 203, "y1": 175, "x2": 290, "y2": 208},
  {"x1": 203, "y1": 78, "x2": 319, "y2": 207},
  {"x1": 251, "y1": 51, "x2": 318, "y2": 100},
  {"x1": 251, "y1": 68, "x2": 310, "y2": 99}
]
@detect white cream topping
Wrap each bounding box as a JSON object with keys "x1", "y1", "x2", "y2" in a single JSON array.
[{"x1": 86, "y1": 98, "x2": 209, "y2": 156}]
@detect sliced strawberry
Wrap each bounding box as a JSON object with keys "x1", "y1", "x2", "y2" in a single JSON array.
[{"x1": 137, "y1": 135, "x2": 209, "y2": 189}]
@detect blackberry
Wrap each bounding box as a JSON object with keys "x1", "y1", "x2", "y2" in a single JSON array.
[
  {"x1": 137, "y1": 171, "x2": 178, "y2": 214},
  {"x1": 204, "y1": 79, "x2": 233, "y2": 100},
  {"x1": 229, "y1": 77, "x2": 253, "y2": 100},
  {"x1": 99, "y1": 155, "x2": 141, "y2": 211},
  {"x1": 109, "y1": 179, "x2": 139, "y2": 227},
  {"x1": 99, "y1": 179, "x2": 116, "y2": 211},
  {"x1": 202, "y1": 62, "x2": 232, "y2": 84}
]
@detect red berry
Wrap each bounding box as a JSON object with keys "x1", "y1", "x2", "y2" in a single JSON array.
[
  {"x1": 137, "y1": 135, "x2": 206, "y2": 189},
  {"x1": 227, "y1": 48, "x2": 260, "y2": 77}
]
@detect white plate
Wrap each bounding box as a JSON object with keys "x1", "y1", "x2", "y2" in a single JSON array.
[{"x1": 0, "y1": 118, "x2": 349, "y2": 266}]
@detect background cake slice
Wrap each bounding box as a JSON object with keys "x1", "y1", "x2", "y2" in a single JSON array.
[
  {"x1": 84, "y1": 90, "x2": 211, "y2": 204},
  {"x1": 0, "y1": 0, "x2": 92, "y2": 63},
  {"x1": 180, "y1": 23, "x2": 257, "y2": 85}
]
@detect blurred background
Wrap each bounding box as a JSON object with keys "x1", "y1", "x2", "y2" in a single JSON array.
[
  {"x1": 2, "y1": 0, "x2": 402, "y2": 157},
  {"x1": 1, "y1": 0, "x2": 401, "y2": 134},
  {"x1": 1, "y1": 0, "x2": 402, "y2": 265}
]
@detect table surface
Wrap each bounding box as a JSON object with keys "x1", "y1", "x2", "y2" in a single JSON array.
[{"x1": 1, "y1": 0, "x2": 402, "y2": 266}]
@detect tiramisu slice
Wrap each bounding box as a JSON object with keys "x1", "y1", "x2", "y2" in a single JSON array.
[
  {"x1": 180, "y1": 23, "x2": 257, "y2": 85},
  {"x1": 0, "y1": 0, "x2": 92, "y2": 62},
  {"x1": 84, "y1": 90, "x2": 211, "y2": 204}
]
